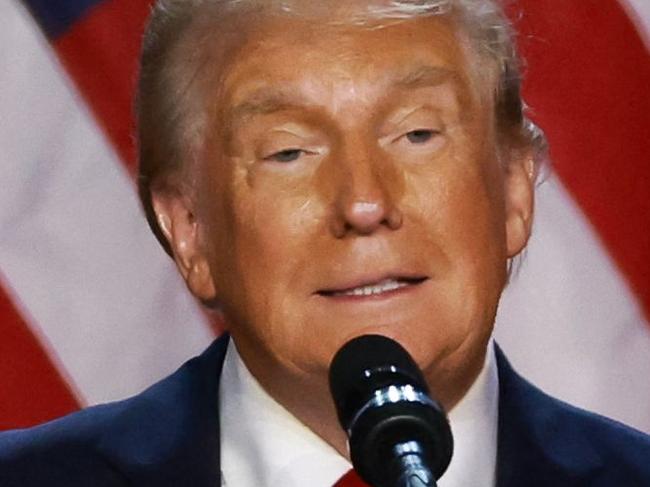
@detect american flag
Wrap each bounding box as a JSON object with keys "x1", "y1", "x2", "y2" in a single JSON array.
[{"x1": 1, "y1": 0, "x2": 648, "y2": 433}]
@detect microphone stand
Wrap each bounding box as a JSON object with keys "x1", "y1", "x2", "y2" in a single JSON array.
[{"x1": 391, "y1": 440, "x2": 438, "y2": 487}]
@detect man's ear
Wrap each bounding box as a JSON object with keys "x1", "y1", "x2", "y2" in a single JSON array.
[
  {"x1": 504, "y1": 151, "x2": 536, "y2": 258},
  {"x1": 151, "y1": 189, "x2": 217, "y2": 302}
]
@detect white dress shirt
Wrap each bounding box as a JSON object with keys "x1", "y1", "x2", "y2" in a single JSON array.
[{"x1": 220, "y1": 340, "x2": 499, "y2": 487}]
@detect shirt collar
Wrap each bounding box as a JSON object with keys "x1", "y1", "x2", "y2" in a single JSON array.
[
  {"x1": 441, "y1": 340, "x2": 499, "y2": 486},
  {"x1": 219, "y1": 340, "x2": 498, "y2": 487}
]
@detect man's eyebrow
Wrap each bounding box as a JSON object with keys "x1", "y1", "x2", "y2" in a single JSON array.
[
  {"x1": 393, "y1": 65, "x2": 457, "y2": 89},
  {"x1": 229, "y1": 90, "x2": 308, "y2": 122},
  {"x1": 227, "y1": 66, "x2": 456, "y2": 122}
]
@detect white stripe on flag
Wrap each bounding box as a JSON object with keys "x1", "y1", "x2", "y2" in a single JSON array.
[
  {"x1": 623, "y1": 0, "x2": 650, "y2": 47},
  {"x1": 0, "y1": 0, "x2": 214, "y2": 406},
  {"x1": 495, "y1": 176, "x2": 650, "y2": 434}
]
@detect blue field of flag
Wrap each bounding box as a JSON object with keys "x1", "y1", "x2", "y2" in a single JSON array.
[{"x1": 22, "y1": 0, "x2": 104, "y2": 39}]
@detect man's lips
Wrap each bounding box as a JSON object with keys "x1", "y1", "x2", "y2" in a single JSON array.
[{"x1": 316, "y1": 275, "x2": 428, "y2": 298}]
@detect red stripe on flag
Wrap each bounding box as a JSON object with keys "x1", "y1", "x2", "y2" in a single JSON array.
[
  {"x1": 53, "y1": 0, "x2": 154, "y2": 172},
  {"x1": 515, "y1": 0, "x2": 650, "y2": 319},
  {"x1": 0, "y1": 285, "x2": 80, "y2": 430}
]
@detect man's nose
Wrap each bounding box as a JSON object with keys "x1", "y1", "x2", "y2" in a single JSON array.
[{"x1": 329, "y1": 146, "x2": 403, "y2": 238}]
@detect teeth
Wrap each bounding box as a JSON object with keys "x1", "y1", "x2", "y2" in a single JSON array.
[{"x1": 337, "y1": 279, "x2": 408, "y2": 297}]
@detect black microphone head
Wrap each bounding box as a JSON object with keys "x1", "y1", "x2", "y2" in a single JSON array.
[
  {"x1": 329, "y1": 334, "x2": 429, "y2": 428},
  {"x1": 329, "y1": 335, "x2": 453, "y2": 487}
]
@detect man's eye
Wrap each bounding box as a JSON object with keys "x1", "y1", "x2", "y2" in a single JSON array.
[
  {"x1": 405, "y1": 129, "x2": 438, "y2": 144},
  {"x1": 265, "y1": 149, "x2": 304, "y2": 163}
]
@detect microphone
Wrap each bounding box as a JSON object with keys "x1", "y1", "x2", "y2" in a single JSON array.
[{"x1": 329, "y1": 335, "x2": 453, "y2": 487}]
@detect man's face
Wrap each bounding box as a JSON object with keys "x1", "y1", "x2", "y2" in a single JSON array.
[{"x1": 165, "y1": 10, "x2": 533, "y2": 398}]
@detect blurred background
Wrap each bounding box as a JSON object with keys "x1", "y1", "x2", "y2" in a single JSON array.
[{"x1": 1, "y1": 0, "x2": 649, "y2": 433}]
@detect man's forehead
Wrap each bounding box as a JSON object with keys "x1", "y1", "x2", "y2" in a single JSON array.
[
  {"x1": 178, "y1": 0, "x2": 493, "y2": 131},
  {"x1": 187, "y1": 0, "x2": 461, "y2": 78},
  {"x1": 217, "y1": 13, "x2": 471, "y2": 98}
]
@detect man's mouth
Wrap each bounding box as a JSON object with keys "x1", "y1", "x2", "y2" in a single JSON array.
[{"x1": 318, "y1": 277, "x2": 428, "y2": 298}]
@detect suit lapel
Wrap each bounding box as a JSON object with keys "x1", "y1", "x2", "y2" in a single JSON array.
[
  {"x1": 102, "y1": 335, "x2": 229, "y2": 486},
  {"x1": 494, "y1": 345, "x2": 602, "y2": 487}
]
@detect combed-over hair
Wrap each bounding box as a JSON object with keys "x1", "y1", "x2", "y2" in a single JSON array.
[{"x1": 137, "y1": 0, "x2": 547, "y2": 254}]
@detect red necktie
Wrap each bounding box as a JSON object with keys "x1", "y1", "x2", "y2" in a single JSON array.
[{"x1": 333, "y1": 469, "x2": 370, "y2": 487}]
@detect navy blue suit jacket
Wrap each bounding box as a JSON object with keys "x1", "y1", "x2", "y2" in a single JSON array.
[{"x1": 1, "y1": 335, "x2": 650, "y2": 486}]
